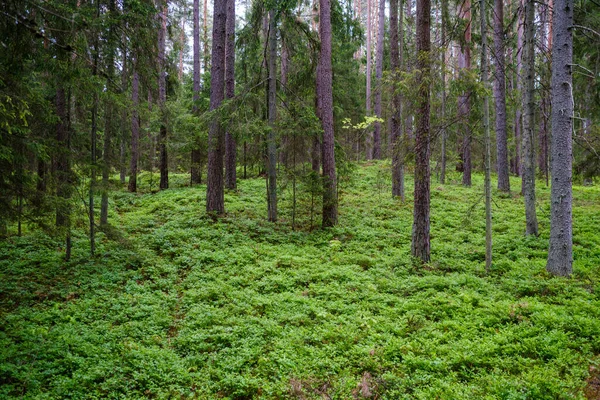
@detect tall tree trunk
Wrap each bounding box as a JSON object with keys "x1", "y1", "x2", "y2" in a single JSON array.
[
  {"x1": 494, "y1": 0, "x2": 511, "y2": 192},
  {"x1": 373, "y1": 0, "x2": 385, "y2": 159},
  {"x1": 55, "y1": 86, "x2": 71, "y2": 261},
  {"x1": 90, "y1": 52, "x2": 98, "y2": 256},
  {"x1": 365, "y1": 0, "x2": 373, "y2": 159},
  {"x1": 267, "y1": 9, "x2": 277, "y2": 222},
  {"x1": 404, "y1": 0, "x2": 414, "y2": 141},
  {"x1": 312, "y1": 0, "x2": 321, "y2": 174},
  {"x1": 514, "y1": 0, "x2": 524, "y2": 178},
  {"x1": 279, "y1": 40, "x2": 289, "y2": 166},
  {"x1": 391, "y1": 0, "x2": 404, "y2": 199},
  {"x1": 128, "y1": 67, "x2": 140, "y2": 192},
  {"x1": 546, "y1": 0, "x2": 573, "y2": 276},
  {"x1": 537, "y1": 0, "x2": 550, "y2": 186},
  {"x1": 206, "y1": 0, "x2": 227, "y2": 215},
  {"x1": 411, "y1": 0, "x2": 431, "y2": 262},
  {"x1": 522, "y1": 0, "x2": 538, "y2": 235},
  {"x1": 191, "y1": 0, "x2": 202, "y2": 185},
  {"x1": 440, "y1": 0, "x2": 448, "y2": 184},
  {"x1": 158, "y1": 1, "x2": 168, "y2": 190},
  {"x1": 101, "y1": 0, "x2": 116, "y2": 225},
  {"x1": 319, "y1": 0, "x2": 338, "y2": 227},
  {"x1": 458, "y1": 0, "x2": 472, "y2": 186},
  {"x1": 203, "y1": 0, "x2": 210, "y2": 71},
  {"x1": 224, "y1": 0, "x2": 237, "y2": 190},
  {"x1": 119, "y1": 45, "x2": 127, "y2": 185},
  {"x1": 481, "y1": 0, "x2": 492, "y2": 271}
]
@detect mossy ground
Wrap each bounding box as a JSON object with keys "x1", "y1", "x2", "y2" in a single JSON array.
[{"x1": 1, "y1": 162, "x2": 599, "y2": 399}]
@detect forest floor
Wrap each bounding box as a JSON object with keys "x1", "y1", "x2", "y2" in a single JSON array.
[{"x1": 1, "y1": 162, "x2": 600, "y2": 399}]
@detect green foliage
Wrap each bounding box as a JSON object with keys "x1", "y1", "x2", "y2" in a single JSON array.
[{"x1": 1, "y1": 163, "x2": 599, "y2": 398}]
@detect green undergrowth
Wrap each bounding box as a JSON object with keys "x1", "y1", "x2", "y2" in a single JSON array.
[{"x1": 1, "y1": 162, "x2": 599, "y2": 399}]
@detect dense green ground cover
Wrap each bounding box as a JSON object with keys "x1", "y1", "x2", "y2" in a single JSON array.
[{"x1": 1, "y1": 163, "x2": 599, "y2": 399}]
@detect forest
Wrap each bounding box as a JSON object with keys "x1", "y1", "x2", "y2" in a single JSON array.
[{"x1": 0, "y1": 0, "x2": 599, "y2": 398}]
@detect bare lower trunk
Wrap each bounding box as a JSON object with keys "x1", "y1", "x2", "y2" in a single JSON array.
[
  {"x1": 494, "y1": 0, "x2": 510, "y2": 192},
  {"x1": 267, "y1": 9, "x2": 277, "y2": 222},
  {"x1": 225, "y1": 0, "x2": 236, "y2": 190},
  {"x1": 522, "y1": 0, "x2": 538, "y2": 235},
  {"x1": 191, "y1": 0, "x2": 202, "y2": 185},
  {"x1": 206, "y1": 0, "x2": 227, "y2": 214},
  {"x1": 537, "y1": 0, "x2": 550, "y2": 186},
  {"x1": 128, "y1": 68, "x2": 140, "y2": 192},
  {"x1": 458, "y1": 0, "x2": 472, "y2": 186},
  {"x1": 546, "y1": 0, "x2": 573, "y2": 276},
  {"x1": 55, "y1": 86, "x2": 71, "y2": 260},
  {"x1": 514, "y1": 0, "x2": 524, "y2": 178},
  {"x1": 319, "y1": 0, "x2": 337, "y2": 227},
  {"x1": 365, "y1": 0, "x2": 373, "y2": 159},
  {"x1": 390, "y1": 0, "x2": 404, "y2": 199},
  {"x1": 373, "y1": 0, "x2": 384, "y2": 159},
  {"x1": 439, "y1": 0, "x2": 447, "y2": 185},
  {"x1": 481, "y1": 0, "x2": 492, "y2": 271},
  {"x1": 411, "y1": 0, "x2": 431, "y2": 262},
  {"x1": 158, "y1": 1, "x2": 168, "y2": 190}
]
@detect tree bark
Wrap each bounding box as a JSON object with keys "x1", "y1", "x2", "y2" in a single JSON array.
[
  {"x1": 522, "y1": 0, "x2": 538, "y2": 235},
  {"x1": 546, "y1": 0, "x2": 573, "y2": 276},
  {"x1": 128, "y1": 67, "x2": 140, "y2": 193},
  {"x1": 411, "y1": 0, "x2": 431, "y2": 262},
  {"x1": 158, "y1": 1, "x2": 168, "y2": 190},
  {"x1": 440, "y1": 0, "x2": 448, "y2": 184},
  {"x1": 101, "y1": 0, "x2": 116, "y2": 225},
  {"x1": 365, "y1": 0, "x2": 373, "y2": 159},
  {"x1": 373, "y1": 0, "x2": 385, "y2": 159},
  {"x1": 481, "y1": 0, "x2": 492, "y2": 271},
  {"x1": 206, "y1": 0, "x2": 227, "y2": 215},
  {"x1": 458, "y1": 0, "x2": 472, "y2": 186},
  {"x1": 493, "y1": 0, "x2": 511, "y2": 192},
  {"x1": 537, "y1": 1, "x2": 550, "y2": 186},
  {"x1": 191, "y1": 0, "x2": 202, "y2": 185},
  {"x1": 391, "y1": 0, "x2": 404, "y2": 199},
  {"x1": 514, "y1": 0, "x2": 523, "y2": 178},
  {"x1": 267, "y1": 9, "x2": 277, "y2": 222},
  {"x1": 225, "y1": 0, "x2": 237, "y2": 190},
  {"x1": 55, "y1": 86, "x2": 71, "y2": 261},
  {"x1": 319, "y1": 0, "x2": 338, "y2": 227}
]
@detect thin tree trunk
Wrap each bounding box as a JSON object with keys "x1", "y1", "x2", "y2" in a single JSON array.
[
  {"x1": 225, "y1": 0, "x2": 237, "y2": 190},
  {"x1": 440, "y1": 0, "x2": 448, "y2": 184},
  {"x1": 514, "y1": 0, "x2": 524, "y2": 178},
  {"x1": 373, "y1": 0, "x2": 384, "y2": 159},
  {"x1": 191, "y1": 0, "x2": 202, "y2": 185},
  {"x1": 494, "y1": 0, "x2": 511, "y2": 192},
  {"x1": 158, "y1": 1, "x2": 168, "y2": 190},
  {"x1": 55, "y1": 86, "x2": 71, "y2": 261},
  {"x1": 101, "y1": 0, "x2": 116, "y2": 225},
  {"x1": 411, "y1": 0, "x2": 431, "y2": 262},
  {"x1": 206, "y1": 0, "x2": 227, "y2": 215},
  {"x1": 128, "y1": 67, "x2": 140, "y2": 192},
  {"x1": 90, "y1": 72, "x2": 98, "y2": 256},
  {"x1": 203, "y1": 0, "x2": 210, "y2": 71},
  {"x1": 267, "y1": 9, "x2": 277, "y2": 222},
  {"x1": 522, "y1": 0, "x2": 538, "y2": 235},
  {"x1": 481, "y1": 0, "x2": 492, "y2": 271},
  {"x1": 546, "y1": 0, "x2": 573, "y2": 276},
  {"x1": 365, "y1": 0, "x2": 373, "y2": 159},
  {"x1": 391, "y1": 0, "x2": 404, "y2": 199},
  {"x1": 458, "y1": 0, "x2": 472, "y2": 186},
  {"x1": 537, "y1": 0, "x2": 550, "y2": 186},
  {"x1": 319, "y1": 0, "x2": 337, "y2": 227}
]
